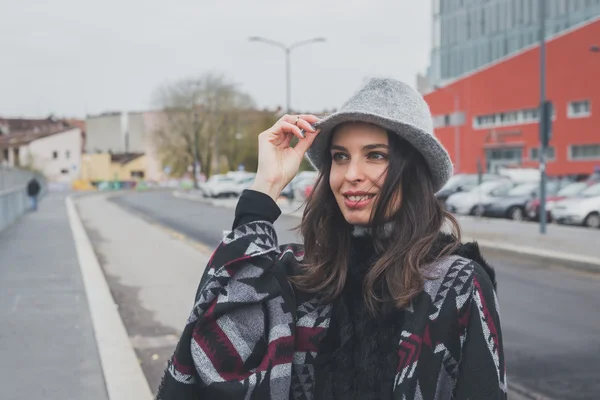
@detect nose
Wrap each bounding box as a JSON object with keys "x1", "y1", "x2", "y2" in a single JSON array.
[{"x1": 344, "y1": 159, "x2": 365, "y2": 183}]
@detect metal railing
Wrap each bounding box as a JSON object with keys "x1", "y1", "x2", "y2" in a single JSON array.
[
  {"x1": 0, "y1": 186, "x2": 28, "y2": 232},
  {"x1": 0, "y1": 166, "x2": 47, "y2": 233}
]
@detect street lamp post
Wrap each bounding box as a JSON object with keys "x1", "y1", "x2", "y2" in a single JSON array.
[
  {"x1": 434, "y1": 85, "x2": 461, "y2": 173},
  {"x1": 248, "y1": 36, "x2": 326, "y2": 113},
  {"x1": 538, "y1": 0, "x2": 548, "y2": 235}
]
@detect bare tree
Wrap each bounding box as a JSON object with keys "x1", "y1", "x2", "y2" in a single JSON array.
[{"x1": 152, "y1": 72, "x2": 254, "y2": 187}]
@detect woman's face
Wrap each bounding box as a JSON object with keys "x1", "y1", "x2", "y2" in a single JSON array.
[{"x1": 329, "y1": 123, "x2": 395, "y2": 226}]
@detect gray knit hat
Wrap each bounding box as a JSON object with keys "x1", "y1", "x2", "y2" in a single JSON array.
[{"x1": 306, "y1": 77, "x2": 453, "y2": 192}]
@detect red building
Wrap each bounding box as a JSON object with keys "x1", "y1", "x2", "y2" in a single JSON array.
[{"x1": 425, "y1": 17, "x2": 600, "y2": 178}]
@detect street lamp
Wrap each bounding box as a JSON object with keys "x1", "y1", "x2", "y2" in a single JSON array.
[
  {"x1": 537, "y1": 0, "x2": 549, "y2": 234},
  {"x1": 248, "y1": 36, "x2": 326, "y2": 113},
  {"x1": 433, "y1": 85, "x2": 462, "y2": 173}
]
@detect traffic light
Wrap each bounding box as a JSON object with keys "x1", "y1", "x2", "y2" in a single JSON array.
[{"x1": 540, "y1": 101, "x2": 553, "y2": 147}]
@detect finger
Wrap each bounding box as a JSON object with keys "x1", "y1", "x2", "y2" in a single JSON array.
[
  {"x1": 280, "y1": 121, "x2": 305, "y2": 140},
  {"x1": 294, "y1": 128, "x2": 321, "y2": 157},
  {"x1": 296, "y1": 114, "x2": 320, "y2": 124},
  {"x1": 280, "y1": 114, "x2": 320, "y2": 126},
  {"x1": 296, "y1": 118, "x2": 316, "y2": 133},
  {"x1": 280, "y1": 132, "x2": 294, "y2": 148}
]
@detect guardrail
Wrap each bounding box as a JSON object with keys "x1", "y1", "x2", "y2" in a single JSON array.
[{"x1": 0, "y1": 186, "x2": 28, "y2": 233}]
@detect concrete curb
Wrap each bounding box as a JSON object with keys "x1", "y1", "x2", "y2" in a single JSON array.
[
  {"x1": 171, "y1": 190, "x2": 600, "y2": 274},
  {"x1": 66, "y1": 196, "x2": 153, "y2": 400},
  {"x1": 465, "y1": 236, "x2": 600, "y2": 274}
]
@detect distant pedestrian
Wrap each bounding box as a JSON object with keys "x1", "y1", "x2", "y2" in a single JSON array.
[
  {"x1": 27, "y1": 177, "x2": 41, "y2": 211},
  {"x1": 158, "y1": 78, "x2": 506, "y2": 399}
]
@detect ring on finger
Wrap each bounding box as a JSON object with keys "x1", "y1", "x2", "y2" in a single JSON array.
[{"x1": 294, "y1": 116, "x2": 300, "y2": 126}]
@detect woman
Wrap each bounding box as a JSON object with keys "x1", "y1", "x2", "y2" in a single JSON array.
[{"x1": 157, "y1": 78, "x2": 506, "y2": 399}]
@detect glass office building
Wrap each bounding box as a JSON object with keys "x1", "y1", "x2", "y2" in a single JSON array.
[{"x1": 429, "y1": 0, "x2": 600, "y2": 86}]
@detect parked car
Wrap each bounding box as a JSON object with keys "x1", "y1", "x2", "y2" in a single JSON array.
[
  {"x1": 445, "y1": 179, "x2": 514, "y2": 216},
  {"x1": 435, "y1": 174, "x2": 502, "y2": 205},
  {"x1": 526, "y1": 181, "x2": 591, "y2": 221},
  {"x1": 232, "y1": 175, "x2": 256, "y2": 196},
  {"x1": 550, "y1": 182, "x2": 600, "y2": 228},
  {"x1": 198, "y1": 174, "x2": 240, "y2": 198},
  {"x1": 482, "y1": 181, "x2": 563, "y2": 221}
]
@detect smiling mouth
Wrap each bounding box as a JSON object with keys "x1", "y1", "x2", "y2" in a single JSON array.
[{"x1": 344, "y1": 194, "x2": 376, "y2": 202}]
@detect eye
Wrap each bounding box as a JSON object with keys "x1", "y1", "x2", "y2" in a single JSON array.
[
  {"x1": 368, "y1": 152, "x2": 388, "y2": 160},
  {"x1": 332, "y1": 152, "x2": 349, "y2": 162}
]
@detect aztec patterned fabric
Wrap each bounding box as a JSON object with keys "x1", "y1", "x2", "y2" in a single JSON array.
[{"x1": 156, "y1": 220, "x2": 506, "y2": 399}]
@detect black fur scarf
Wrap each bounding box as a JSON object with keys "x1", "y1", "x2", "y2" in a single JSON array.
[{"x1": 313, "y1": 232, "x2": 495, "y2": 399}]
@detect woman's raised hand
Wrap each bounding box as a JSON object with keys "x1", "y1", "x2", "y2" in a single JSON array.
[{"x1": 251, "y1": 114, "x2": 321, "y2": 201}]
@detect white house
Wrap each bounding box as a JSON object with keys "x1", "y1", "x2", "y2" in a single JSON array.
[
  {"x1": 0, "y1": 118, "x2": 83, "y2": 184},
  {"x1": 19, "y1": 128, "x2": 83, "y2": 183}
]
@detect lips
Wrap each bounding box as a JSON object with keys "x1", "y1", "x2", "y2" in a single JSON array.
[
  {"x1": 345, "y1": 194, "x2": 375, "y2": 202},
  {"x1": 343, "y1": 193, "x2": 376, "y2": 210}
]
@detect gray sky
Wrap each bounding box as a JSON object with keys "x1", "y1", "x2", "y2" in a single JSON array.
[{"x1": 1, "y1": 0, "x2": 431, "y2": 118}]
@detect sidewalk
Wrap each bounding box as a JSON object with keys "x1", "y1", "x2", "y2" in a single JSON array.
[
  {"x1": 174, "y1": 190, "x2": 600, "y2": 273},
  {"x1": 75, "y1": 193, "x2": 209, "y2": 396},
  {"x1": 0, "y1": 193, "x2": 108, "y2": 400}
]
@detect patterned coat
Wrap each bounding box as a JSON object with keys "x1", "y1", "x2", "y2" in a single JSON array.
[{"x1": 156, "y1": 220, "x2": 507, "y2": 399}]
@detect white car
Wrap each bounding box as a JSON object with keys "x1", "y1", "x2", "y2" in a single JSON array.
[
  {"x1": 281, "y1": 171, "x2": 318, "y2": 201},
  {"x1": 198, "y1": 174, "x2": 239, "y2": 198},
  {"x1": 445, "y1": 179, "x2": 514, "y2": 216},
  {"x1": 232, "y1": 175, "x2": 256, "y2": 197},
  {"x1": 550, "y1": 183, "x2": 600, "y2": 228}
]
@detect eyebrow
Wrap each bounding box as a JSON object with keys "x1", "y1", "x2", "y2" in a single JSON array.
[{"x1": 330, "y1": 144, "x2": 389, "y2": 151}]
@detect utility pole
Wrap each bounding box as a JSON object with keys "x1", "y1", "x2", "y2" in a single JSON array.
[
  {"x1": 193, "y1": 110, "x2": 200, "y2": 188},
  {"x1": 539, "y1": 0, "x2": 548, "y2": 234},
  {"x1": 249, "y1": 36, "x2": 326, "y2": 113}
]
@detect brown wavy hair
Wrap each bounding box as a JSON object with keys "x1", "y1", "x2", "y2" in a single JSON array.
[{"x1": 291, "y1": 127, "x2": 462, "y2": 315}]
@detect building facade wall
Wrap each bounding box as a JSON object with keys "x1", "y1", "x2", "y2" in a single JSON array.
[
  {"x1": 81, "y1": 153, "x2": 111, "y2": 182},
  {"x1": 81, "y1": 153, "x2": 149, "y2": 181},
  {"x1": 425, "y1": 18, "x2": 600, "y2": 177},
  {"x1": 430, "y1": 0, "x2": 600, "y2": 86},
  {"x1": 85, "y1": 113, "x2": 123, "y2": 153},
  {"x1": 19, "y1": 128, "x2": 82, "y2": 183},
  {"x1": 109, "y1": 156, "x2": 147, "y2": 181},
  {"x1": 127, "y1": 112, "x2": 147, "y2": 153}
]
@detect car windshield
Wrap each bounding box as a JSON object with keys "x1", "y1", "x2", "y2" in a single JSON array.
[
  {"x1": 507, "y1": 183, "x2": 538, "y2": 196},
  {"x1": 557, "y1": 182, "x2": 588, "y2": 196},
  {"x1": 580, "y1": 183, "x2": 600, "y2": 197}
]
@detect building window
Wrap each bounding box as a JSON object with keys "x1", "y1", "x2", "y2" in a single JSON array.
[
  {"x1": 474, "y1": 114, "x2": 497, "y2": 128},
  {"x1": 473, "y1": 103, "x2": 556, "y2": 130},
  {"x1": 499, "y1": 111, "x2": 520, "y2": 125},
  {"x1": 131, "y1": 171, "x2": 145, "y2": 179},
  {"x1": 530, "y1": 146, "x2": 556, "y2": 161},
  {"x1": 66, "y1": 150, "x2": 71, "y2": 159},
  {"x1": 568, "y1": 100, "x2": 591, "y2": 118},
  {"x1": 570, "y1": 144, "x2": 600, "y2": 160},
  {"x1": 52, "y1": 151, "x2": 58, "y2": 159},
  {"x1": 521, "y1": 108, "x2": 539, "y2": 122}
]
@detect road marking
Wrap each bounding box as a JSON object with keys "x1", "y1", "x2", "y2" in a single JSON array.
[
  {"x1": 66, "y1": 196, "x2": 153, "y2": 400},
  {"x1": 508, "y1": 380, "x2": 555, "y2": 400}
]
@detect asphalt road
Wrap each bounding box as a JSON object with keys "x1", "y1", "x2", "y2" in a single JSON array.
[{"x1": 112, "y1": 190, "x2": 600, "y2": 400}]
